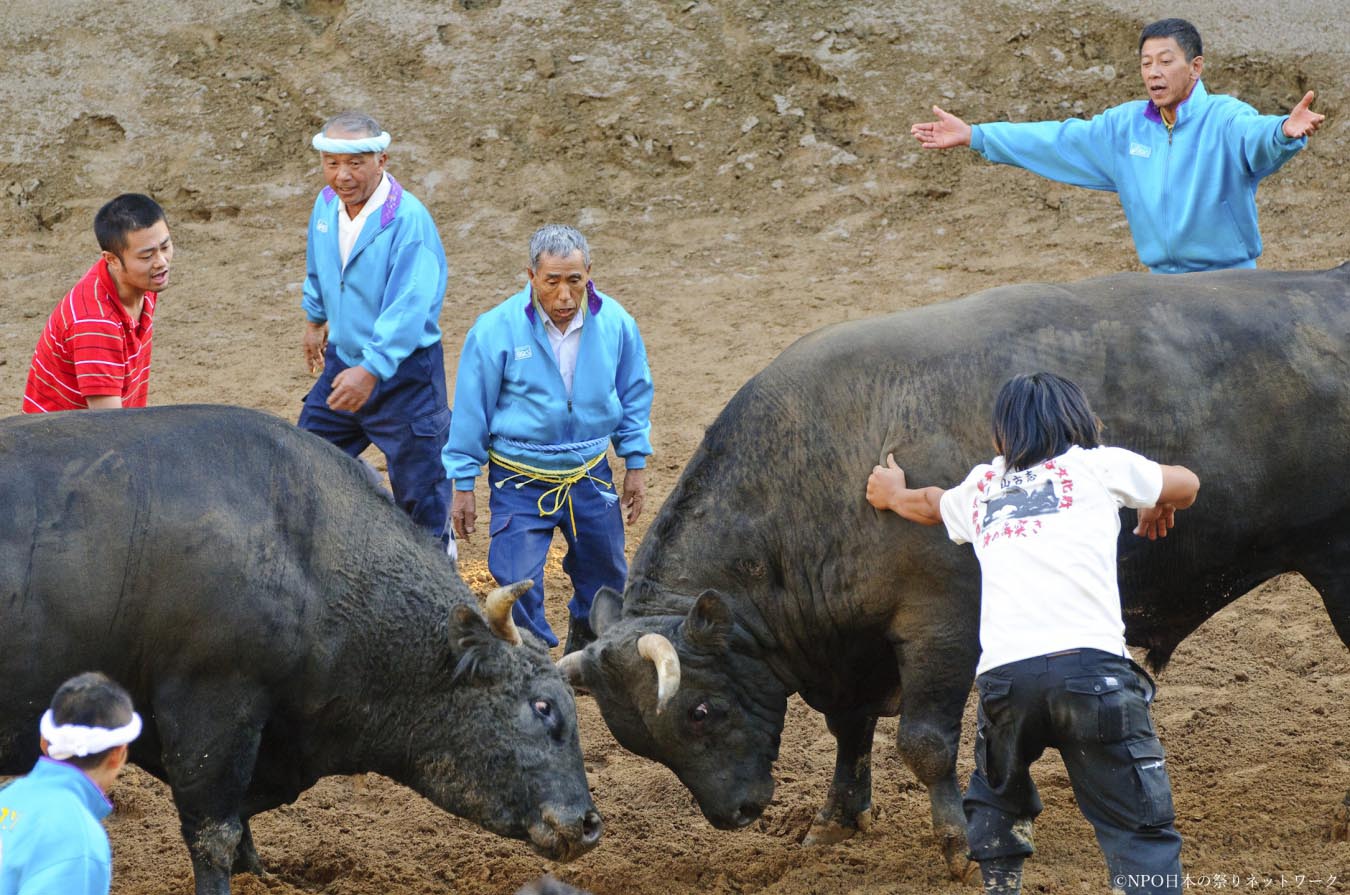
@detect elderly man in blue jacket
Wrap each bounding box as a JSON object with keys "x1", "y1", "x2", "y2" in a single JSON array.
[
  {"x1": 910, "y1": 18, "x2": 1324, "y2": 274},
  {"x1": 445, "y1": 224, "x2": 653, "y2": 653},
  {"x1": 299, "y1": 111, "x2": 453, "y2": 550}
]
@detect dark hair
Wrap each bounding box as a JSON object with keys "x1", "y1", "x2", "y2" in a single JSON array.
[
  {"x1": 49, "y1": 671, "x2": 135, "y2": 770},
  {"x1": 991, "y1": 372, "x2": 1103, "y2": 472},
  {"x1": 94, "y1": 193, "x2": 166, "y2": 256},
  {"x1": 1139, "y1": 18, "x2": 1202, "y2": 60}
]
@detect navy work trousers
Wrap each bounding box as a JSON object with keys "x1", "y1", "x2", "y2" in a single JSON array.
[
  {"x1": 485, "y1": 456, "x2": 627, "y2": 647},
  {"x1": 299, "y1": 342, "x2": 453, "y2": 546},
  {"x1": 965, "y1": 648, "x2": 1183, "y2": 895}
]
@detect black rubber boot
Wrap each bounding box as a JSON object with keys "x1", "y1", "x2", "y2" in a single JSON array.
[
  {"x1": 979, "y1": 856, "x2": 1024, "y2": 895},
  {"x1": 563, "y1": 615, "x2": 596, "y2": 655}
]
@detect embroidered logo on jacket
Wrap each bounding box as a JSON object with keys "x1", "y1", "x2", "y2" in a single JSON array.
[
  {"x1": 514, "y1": 345, "x2": 533, "y2": 360},
  {"x1": 1129, "y1": 142, "x2": 1152, "y2": 158},
  {"x1": 316, "y1": 220, "x2": 329, "y2": 233}
]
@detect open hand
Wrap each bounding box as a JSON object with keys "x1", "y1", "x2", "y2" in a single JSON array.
[
  {"x1": 910, "y1": 105, "x2": 973, "y2": 149},
  {"x1": 1283, "y1": 90, "x2": 1324, "y2": 139}
]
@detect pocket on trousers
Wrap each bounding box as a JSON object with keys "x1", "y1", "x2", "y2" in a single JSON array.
[
  {"x1": 489, "y1": 513, "x2": 514, "y2": 538},
  {"x1": 1127, "y1": 737, "x2": 1176, "y2": 826},
  {"x1": 1063, "y1": 675, "x2": 1128, "y2": 742},
  {"x1": 410, "y1": 407, "x2": 451, "y2": 438},
  {"x1": 974, "y1": 675, "x2": 1013, "y2": 780},
  {"x1": 977, "y1": 675, "x2": 1014, "y2": 722}
]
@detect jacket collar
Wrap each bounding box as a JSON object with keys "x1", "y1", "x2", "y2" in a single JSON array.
[
  {"x1": 32, "y1": 756, "x2": 114, "y2": 820},
  {"x1": 524, "y1": 280, "x2": 604, "y2": 324},
  {"x1": 1144, "y1": 78, "x2": 1208, "y2": 126},
  {"x1": 320, "y1": 173, "x2": 403, "y2": 228},
  {"x1": 321, "y1": 174, "x2": 404, "y2": 266}
]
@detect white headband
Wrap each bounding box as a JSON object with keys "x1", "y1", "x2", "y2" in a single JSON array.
[
  {"x1": 311, "y1": 130, "x2": 391, "y2": 154},
  {"x1": 40, "y1": 709, "x2": 142, "y2": 761}
]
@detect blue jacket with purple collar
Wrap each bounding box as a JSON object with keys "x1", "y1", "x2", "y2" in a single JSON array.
[
  {"x1": 443, "y1": 284, "x2": 654, "y2": 490},
  {"x1": 301, "y1": 174, "x2": 447, "y2": 380},
  {"x1": 971, "y1": 80, "x2": 1307, "y2": 273}
]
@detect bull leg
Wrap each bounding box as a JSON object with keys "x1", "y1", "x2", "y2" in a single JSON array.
[
  {"x1": 231, "y1": 818, "x2": 264, "y2": 876},
  {"x1": 894, "y1": 638, "x2": 977, "y2": 883},
  {"x1": 803, "y1": 711, "x2": 877, "y2": 845},
  {"x1": 1294, "y1": 559, "x2": 1350, "y2": 841},
  {"x1": 153, "y1": 680, "x2": 269, "y2": 895}
]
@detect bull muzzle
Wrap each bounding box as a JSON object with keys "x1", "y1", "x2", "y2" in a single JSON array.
[{"x1": 527, "y1": 804, "x2": 603, "y2": 862}]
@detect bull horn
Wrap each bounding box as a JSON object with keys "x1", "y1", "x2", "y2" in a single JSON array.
[
  {"x1": 637, "y1": 633, "x2": 681, "y2": 715},
  {"x1": 557, "y1": 650, "x2": 586, "y2": 686},
  {"x1": 484, "y1": 579, "x2": 532, "y2": 646}
]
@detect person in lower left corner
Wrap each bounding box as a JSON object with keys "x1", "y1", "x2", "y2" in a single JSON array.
[
  {"x1": 867, "y1": 371, "x2": 1200, "y2": 895},
  {"x1": 0, "y1": 672, "x2": 142, "y2": 895},
  {"x1": 444, "y1": 224, "x2": 653, "y2": 654}
]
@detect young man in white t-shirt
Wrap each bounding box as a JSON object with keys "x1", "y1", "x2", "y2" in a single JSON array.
[{"x1": 867, "y1": 372, "x2": 1200, "y2": 895}]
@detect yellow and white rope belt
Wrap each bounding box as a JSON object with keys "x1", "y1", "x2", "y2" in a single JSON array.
[{"x1": 488, "y1": 449, "x2": 613, "y2": 537}]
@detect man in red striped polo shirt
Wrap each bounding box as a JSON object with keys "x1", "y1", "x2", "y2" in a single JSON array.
[{"x1": 22, "y1": 194, "x2": 173, "y2": 412}]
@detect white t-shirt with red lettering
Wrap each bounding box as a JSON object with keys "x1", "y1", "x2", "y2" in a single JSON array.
[{"x1": 939, "y1": 445, "x2": 1163, "y2": 675}]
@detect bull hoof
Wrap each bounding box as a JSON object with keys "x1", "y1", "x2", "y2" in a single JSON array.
[
  {"x1": 803, "y1": 808, "x2": 871, "y2": 846},
  {"x1": 938, "y1": 828, "x2": 977, "y2": 884},
  {"x1": 1332, "y1": 802, "x2": 1349, "y2": 842}
]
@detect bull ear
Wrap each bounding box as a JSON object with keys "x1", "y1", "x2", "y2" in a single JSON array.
[
  {"x1": 684, "y1": 589, "x2": 733, "y2": 651},
  {"x1": 591, "y1": 586, "x2": 624, "y2": 636},
  {"x1": 447, "y1": 604, "x2": 498, "y2": 683}
]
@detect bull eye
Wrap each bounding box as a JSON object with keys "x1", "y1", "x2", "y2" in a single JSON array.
[
  {"x1": 689, "y1": 702, "x2": 710, "y2": 724},
  {"x1": 533, "y1": 699, "x2": 552, "y2": 718}
]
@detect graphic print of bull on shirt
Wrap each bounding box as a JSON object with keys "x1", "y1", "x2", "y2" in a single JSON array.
[
  {"x1": 972, "y1": 460, "x2": 1076, "y2": 546},
  {"x1": 981, "y1": 475, "x2": 1061, "y2": 528}
]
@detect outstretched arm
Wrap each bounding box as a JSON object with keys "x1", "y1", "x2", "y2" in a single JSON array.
[
  {"x1": 1134, "y1": 464, "x2": 1200, "y2": 540},
  {"x1": 910, "y1": 105, "x2": 972, "y2": 149},
  {"x1": 867, "y1": 454, "x2": 947, "y2": 525},
  {"x1": 1283, "y1": 90, "x2": 1324, "y2": 139}
]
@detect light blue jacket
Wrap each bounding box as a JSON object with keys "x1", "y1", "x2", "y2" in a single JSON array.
[
  {"x1": 0, "y1": 758, "x2": 113, "y2": 895},
  {"x1": 971, "y1": 81, "x2": 1306, "y2": 273},
  {"x1": 301, "y1": 175, "x2": 448, "y2": 380},
  {"x1": 444, "y1": 285, "x2": 654, "y2": 489}
]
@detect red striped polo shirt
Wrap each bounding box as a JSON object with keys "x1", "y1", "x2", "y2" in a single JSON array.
[{"x1": 22, "y1": 259, "x2": 156, "y2": 412}]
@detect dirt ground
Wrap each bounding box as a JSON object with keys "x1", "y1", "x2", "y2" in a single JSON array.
[{"x1": 1, "y1": 0, "x2": 1347, "y2": 892}]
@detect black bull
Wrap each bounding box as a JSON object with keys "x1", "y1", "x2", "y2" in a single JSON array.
[
  {"x1": 0, "y1": 406, "x2": 600, "y2": 895},
  {"x1": 562, "y1": 264, "x2": 1350, "y2": 877}
]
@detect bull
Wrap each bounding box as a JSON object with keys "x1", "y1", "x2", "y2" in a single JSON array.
[
  {"x1": 0, "y1": 406, "x2": 602, "y2": 895},
  {"x1": 560, "y1": 264, "x2": 1350, "y2": 877}
]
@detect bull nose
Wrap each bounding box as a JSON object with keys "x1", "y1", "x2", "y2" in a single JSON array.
[
  {"x1": 530, "y1": 804, "x2": 603, "y2": 862},
  {"x1": 580, "y1": 809, "x2": 602, "y2": 847},
  {"x1": 733, "y1": 801, "x2": 765, "y2": 828}
]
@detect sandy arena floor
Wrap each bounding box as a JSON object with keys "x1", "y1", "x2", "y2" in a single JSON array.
[{"x1": 0, "y1": 0, "x2": 1346, "y2": 892}]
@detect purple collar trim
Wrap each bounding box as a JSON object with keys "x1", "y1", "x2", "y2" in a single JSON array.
[
  {"x1": 319, "y1": 175, "x2": 403, "y2": 229},
  {"x1": 380, "y1": 175, "x2": 403, "y2": 227},
  {"x1": 1144, "y1": 80, "x2": 1200, "y2": 125},
  {"x1": 525, "y1": 281, "x2": 603, "y2": 323}
]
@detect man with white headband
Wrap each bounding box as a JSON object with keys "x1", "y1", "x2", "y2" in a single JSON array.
[
  {"x1": 0, "y1": 672, "x2": 141, "y2": 894},
  {"x1": 299, "y1": 111, "x2": 454, "y2": 554}
]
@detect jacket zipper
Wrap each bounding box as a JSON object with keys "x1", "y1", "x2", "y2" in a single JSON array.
[{"x1": 1162, "y1": 116, "x2": 1175, "y2": 267}]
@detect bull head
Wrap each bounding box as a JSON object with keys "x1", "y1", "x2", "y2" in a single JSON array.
[{"x1": 557, "y1": 586, "x2": 784, "y2": 830}]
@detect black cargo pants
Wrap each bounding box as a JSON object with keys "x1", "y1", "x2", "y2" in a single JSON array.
[{"x1": 964, "y1": 648, "x2": 1183, "y2": 895}]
